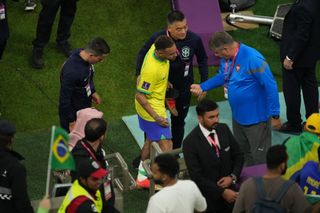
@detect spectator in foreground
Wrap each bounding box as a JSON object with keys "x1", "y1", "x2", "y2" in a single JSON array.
[{"x1": 146, "y1": 153, "x2": 207, "y2": 213}]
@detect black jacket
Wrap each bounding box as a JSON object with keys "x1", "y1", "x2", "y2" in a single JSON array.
[
  {"x1": 280, "y1": 0, "x2": 320, "y2": 67},
  {"x1": 135, "y1": 29, "x2": 208, "y2": 92},
  {"x1": 183, "y1": 123, "x2": 244, "y2": 213},
  {"x1": 0, "y1": 146, "x2": 34, "y2": 213},
  {"x1": 59, "y1": 49, "x2": 95, "y2": 124}
]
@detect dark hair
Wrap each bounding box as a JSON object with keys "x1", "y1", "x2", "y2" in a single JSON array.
[
  {"x1": 209, "y1": 31, "x2": 234, "y2": 50},
  {"x1": 84, "y1": 118, "x2": 107, "y2": 142},
  {"x1": 167, "y1": 10, "x2": 185, "y2": 24},
  {"x1": 196, "y1": 99, "x2": 219, "y2": 116},
  {"x1": 266, "y1": 145, "x2": 288, "y2": 170},
  {"x1": 154, "y1": 35, "x2": 175, "y2": 51},
  {"x1": 154, "y1": 153, "x2": 179, "y2": 179},
  {"x1": 85, "y1": 37, "x2": 110, "y2": 56}
]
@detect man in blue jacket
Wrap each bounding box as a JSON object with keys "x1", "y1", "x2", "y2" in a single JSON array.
[
  {"x1": 135, "y1": 10, "x2": 209, "y2": 151},
  {"x1": 191, "y1": 31, "x2": 280, "y2": 166}
]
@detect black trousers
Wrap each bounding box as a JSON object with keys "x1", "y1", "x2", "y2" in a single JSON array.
[
  {"x1": 33, "y1": 0, "x2": 77, "y2": 48},
  {"x1": 171, "y1": 91, "x2": 191, "y2": 149},
  {"x1": 0, "y1": 40, "x2": 7, "y2": 59},
  {"x1": 282, "y1": 65, "x2": 319, "y2": 126}
]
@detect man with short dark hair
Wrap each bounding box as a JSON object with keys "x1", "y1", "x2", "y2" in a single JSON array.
[
  {"x1": 183, "y1": 99, "x2": 244, "y2": 213},
  {"x1": 191, "y1": 31, "x2": 280, "y2": 166},
  {"x1": 233, "y1": 145, "x2": 312, "y2": 213},
  {"x1": 0, "y1": 120, "x2": 34, "y2": 213},
  {"x1": 58, "y1": 159, "x2": 107, "y2": 213},
  {"x1": 59, "y1": 37, "x2": 110, "y2": 132},
  {"x1": 136, "y1": 10, "x2": 208, "y2": 150},
  {"x1": 71, "y1": 118, "x2": 117, "y2": 213},
  {"x1": 146, "y1": 153, "x2": 207, "y2": 213},
  {"x1": 135, "y1": 35, "x2": 177, "y2": 188}
]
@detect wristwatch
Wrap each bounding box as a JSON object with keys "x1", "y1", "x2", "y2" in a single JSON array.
[
  {"x1": 229, "y1": 173, "x2": 237, "y2": 184},
  {"x1": 272, "y1": 115, "x2": 280, "y2": 119}
]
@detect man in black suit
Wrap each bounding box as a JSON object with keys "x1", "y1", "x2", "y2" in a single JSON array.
[
  {"x1": 183, "y1": 99, "x2": 244, "y2": 213},
  {"x1": 279, "y1": 0, "x2": 320, "y2": 134}
]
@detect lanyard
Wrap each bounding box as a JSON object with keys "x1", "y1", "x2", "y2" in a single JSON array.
[
  {"x1": 224, "y1": 43, "x2": 240, "y2": 84},
  {"x1": 81, "y1": 141, "x2": 98, "y2": 162},
  {"x1": 208, "y1": 133, "x2": 220, "y2": 157}
]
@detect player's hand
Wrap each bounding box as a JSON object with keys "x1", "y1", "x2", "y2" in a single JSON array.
[
  {"x1": 167, "y1": 82, "x2": 173, "y2": 90},
  {"x1": 155, "y1": 116, "x2": 169, "y2": 127},
  {"x1": 92, "y1": 92, "x2": 101, "y2": 104},
  {"x1": 190, "y1": 84, "x2": 203, "y2": 96}
]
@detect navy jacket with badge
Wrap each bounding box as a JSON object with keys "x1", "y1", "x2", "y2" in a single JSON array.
[
  {"x1": 135, "y1": 30, "x2": 208, "y2": 92},
  {"x1": 59, "y1": 49, "x2": 95, "y2": 124},
  {"x1": 0, "y1": 0, "x2": 9, "y2": 43},
  {"x1": 0, "y1": 145, "x2": 34, "y2": 213}
]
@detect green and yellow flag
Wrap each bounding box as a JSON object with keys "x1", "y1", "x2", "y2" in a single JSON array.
[{"x1": 50, "y1": 126, "x2": 75, "y2": 170}]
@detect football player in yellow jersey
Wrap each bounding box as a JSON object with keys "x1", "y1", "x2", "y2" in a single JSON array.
[{"x1": 135, "y1": 35, "x2": 177, "y2": 188}]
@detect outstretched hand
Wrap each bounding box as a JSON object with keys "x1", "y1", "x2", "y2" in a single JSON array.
[{"x1": 190, "y1": 84, "x2": 203, "y2": 96}]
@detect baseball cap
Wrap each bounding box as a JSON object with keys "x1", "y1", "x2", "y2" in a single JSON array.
[
  {"x1": 0, "y1": 120, "x2": 16, "y2": 137},
  {"x1": 306, "y1": 113, "x2": 320, "y2": 134},
  {"x1": 78, "y1": 159, "x2": 107, "y2": 179}
]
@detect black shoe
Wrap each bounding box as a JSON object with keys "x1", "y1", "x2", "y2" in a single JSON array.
[
  {"x1": 31, "y1": 47, "x2": 44, "y2": 69},
  {"x1": 278, "y1": 121, "x2": 302, "y2": 135},
  {"x1": 57, "y1": 41, "x2": 72, "y2": 57}
]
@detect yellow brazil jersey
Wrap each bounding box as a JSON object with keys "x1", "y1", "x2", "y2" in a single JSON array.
[{"x1": 135, "y1": 44, "x2": 169, "y2": 121}]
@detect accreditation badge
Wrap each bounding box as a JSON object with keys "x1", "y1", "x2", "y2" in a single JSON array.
[
  {"x1": 85, "y1": 83, "x2": 91, "y2": 97},
  {"x1": 0, "y1": 4, "x2": 6, "y2": 20}
]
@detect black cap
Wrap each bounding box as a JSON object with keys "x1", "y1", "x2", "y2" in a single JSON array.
[
  {"x1": 0, "y1": 120, "x2": 16, "y2": 137},
  {"x1": 78, "y1": 159, "x2": 107, "y2": 179}
]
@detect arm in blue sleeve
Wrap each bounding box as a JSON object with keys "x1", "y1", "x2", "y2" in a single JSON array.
[
  {"x1": 195, "y1": 37, "x2": 208, "y2": 82},
  {"x1": 135, "y1": 33, "x2": 159, "y2": 76},
  {"x1": 251, "y1": 59, "x2": 280, "y2": 116},
  {"x1": 200, "y1": 68, "x2": 224, "y2": 91}
]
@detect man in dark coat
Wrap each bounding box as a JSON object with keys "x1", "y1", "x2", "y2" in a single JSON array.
[
  {"x1": 279, "y1": 0, "x2": 320, "y2": 134},
  {"x1": 0, "y1": 120, "x2": 34, "y2": 213},
  {"x1": 183, "y1": 99, "x2": 244, "y2": 213}
]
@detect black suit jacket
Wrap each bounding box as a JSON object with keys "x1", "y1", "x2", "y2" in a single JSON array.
[
  {"x1": 280, "y1": 0, "x2": 320, "y2": 67},
  {"x1": 183, "y1": 123, "x2": 244, "y2": 213}
]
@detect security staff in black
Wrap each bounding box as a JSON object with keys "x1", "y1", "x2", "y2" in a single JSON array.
[
  {"x1": 136, "y1": 10, "x2": 208, "y2": 149},
  {"x1": 59, "y1": 37, "x2": 110, "y2": 132},
  {"x1": 0, "y1": 120, "x2": 34, "y2": 213},
  {"x1": 31, "y1": 0, "x2": 78, "y2": 68}
]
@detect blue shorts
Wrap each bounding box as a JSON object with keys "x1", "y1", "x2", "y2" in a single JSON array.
[{"x1": 138, "y1": 115, "x2": 172, "y2": 141}]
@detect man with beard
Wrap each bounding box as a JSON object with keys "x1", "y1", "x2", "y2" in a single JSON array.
[
  {"x1": 183, "y1": 99, "x2": 244, "y2": 213},
  {"x1": 58, "y1": 159, "x2": 106, "y2": 213},
  {"x1": 146, "y1": 153, "x2": 207, "y2": 213},
  {"x1": 233, "y1": 145, "x2": 312, "y2": 213}
]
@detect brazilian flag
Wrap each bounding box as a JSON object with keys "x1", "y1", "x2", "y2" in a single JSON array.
[{"x1": 50, "y1": 126, "x2": 75, "y2": 170}]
